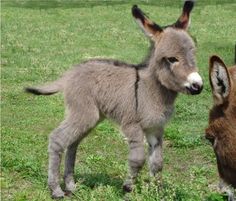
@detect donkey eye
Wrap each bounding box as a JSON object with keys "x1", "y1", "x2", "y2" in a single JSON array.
[
  {"x1": 167, "y1": 57, "x2": 178, "y2": 63},
  {"x1": 205, "y1": 133, "x2": 215, "y2": 145}
]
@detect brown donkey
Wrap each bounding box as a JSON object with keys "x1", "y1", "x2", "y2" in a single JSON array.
[
  {"x1": 206, "y1": 56, "x2": 236, "y2": 200},
  {"x1": 26, "y1": 1, "x2": 203, "y2": 198}
]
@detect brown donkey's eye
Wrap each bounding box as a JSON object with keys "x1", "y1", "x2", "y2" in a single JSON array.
[
  {"x1": 167, "y1": 57, "x2": 179, "y2": 63},
  {"x1": 205, "y1": 133, "x2": 215, "y2": 145}
]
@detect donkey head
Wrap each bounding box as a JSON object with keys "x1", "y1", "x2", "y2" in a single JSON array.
[
  {"x1": 205, "y1": 55, "x2": 236, "y2": 187},
  {"x1": 132, "y1": 1, "x2": 203, "y2": 95}
]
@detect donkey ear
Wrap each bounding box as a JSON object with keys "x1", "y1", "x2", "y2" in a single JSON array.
[
  {"x1": 174, "y1": 0, "x2": 195, "y2": 30},
  {"x1": 132, "y1": 5, "x2": 163, "y2": 39},
  {"x1": 209, "y1": 55, "x2": 231, "y2": 105}
]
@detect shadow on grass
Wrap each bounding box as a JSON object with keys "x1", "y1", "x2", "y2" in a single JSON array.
[{"x1": 75, "y1": 172, "x2": 123, "y2": 191}]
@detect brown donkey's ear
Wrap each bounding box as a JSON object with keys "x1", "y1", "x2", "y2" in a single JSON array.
[
  {"x1": 209, "y1": 55, "x2": 231, "y2": 105},
  {"x1": 132, "y1": 5, "x2": 163, "y2": 39},
  {"x1": 173, "y1": 0, "x2": 195, "y2": 30}
]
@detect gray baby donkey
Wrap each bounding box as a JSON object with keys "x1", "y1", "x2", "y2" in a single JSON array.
[{"x1": 25, "y1": 1, "x2": 203, "y2": 198}]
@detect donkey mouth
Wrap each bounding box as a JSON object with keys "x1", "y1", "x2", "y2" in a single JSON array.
[{"x1": 186, "y1": 84, "x2": 203, "y2": 95}]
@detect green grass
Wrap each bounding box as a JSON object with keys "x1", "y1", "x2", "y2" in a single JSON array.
[{"x1": 1, "y1": 0, "x2": 236, "y2": 200}]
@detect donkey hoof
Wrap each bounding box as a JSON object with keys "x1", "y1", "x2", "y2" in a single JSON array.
[
  {"x1": 51, "y1": 188, "x2": 65, "y2": 199},
  {"x1": 65, "y1": 180, "x2": 76, "y2": 192},
  {"x1": 123, "y1": 183, "x2": 133, "y2": 192},
  {"x1": 52, "y1": 193, "x2": 65, "y2": 199},
  {"x1": 64, "y1": 190, "x2": 73, "y2": 197}
]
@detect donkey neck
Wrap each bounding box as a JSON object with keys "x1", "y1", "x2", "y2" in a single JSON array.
[
  {"x1": 158, "y1": 81, "x2": 178, "y2": 105},
  {"x1": 139, "y1": 69, "x2": 178, "y2": 106}
]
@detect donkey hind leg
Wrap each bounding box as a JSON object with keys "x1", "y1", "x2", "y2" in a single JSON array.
[
  {"x1": 48, "y1": 109, "x2": 99, "y2": 198},
  {"x1": 48, "y1": 122, "x2": 72, "y2": 198},
  {"x1": 122, "y1": 124, "x2": 145, "y2": 192},
  {"x1": 146, "y1": 128, "x2": 164, "y2": 179},
  {"x1": 63, "y1": 139, "x2": 80, "y2": 193}
]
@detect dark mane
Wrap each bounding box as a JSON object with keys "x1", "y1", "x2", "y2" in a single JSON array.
[{"x1": 82, "y1": 42, "x2": 155, "y2": 70}]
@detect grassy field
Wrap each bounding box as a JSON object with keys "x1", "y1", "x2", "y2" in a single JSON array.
[{"x1": 1, "y1": 0, "x2": 236, "y2": 200}]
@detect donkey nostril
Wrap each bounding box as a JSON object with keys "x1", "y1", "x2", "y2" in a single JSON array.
[
  {"x1": 187, "y1": 83, "x2": 203, "y2": 95},
  {"x1": 192, "y1": 83, "x2": 200, "y2": 91}
]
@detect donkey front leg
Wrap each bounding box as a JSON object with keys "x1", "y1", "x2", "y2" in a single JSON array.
[
  {"x1": 146, "y1": 128, "x2": 164, "y2": 179},
  {"x1": 122, "y1": 124, "x2": 146, "y2": 192},
  {"x1": 219, "y1": 179, "x2": 235, "y2": 201}
]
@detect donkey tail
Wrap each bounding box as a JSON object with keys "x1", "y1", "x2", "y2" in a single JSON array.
[{"x1": 25, "y1": 77, "x2": 65, "y2": 96}]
